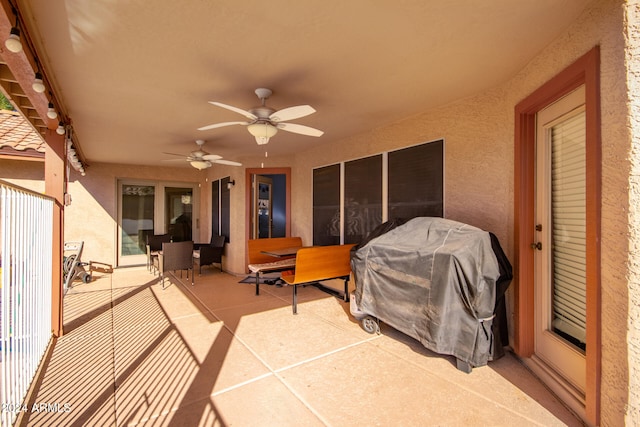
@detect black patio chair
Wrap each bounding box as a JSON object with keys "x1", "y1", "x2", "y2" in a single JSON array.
[
  {"x1": 193, "y1": 235, "x2": 225, "y2": 274},
  {"x1": 146, "y1": 234, "x2": 171, "y2": 274},
  {"x1": 156, "y1": 241, "x2": 194, "y2": 289}
]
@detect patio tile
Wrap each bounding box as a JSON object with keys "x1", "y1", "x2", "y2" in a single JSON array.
[
  {"x1": 211, "y1": 375, "x2": 325, "y2": 426},
  {"x1": 134, "y1": 396, "x2": 225, "y2": 426},
  {"x1": 171, "y1": 314, "x2": 273, "y2": 393},
  {"x1": 213, "y1": 301, "x2": 371, "y2": 371},
  {"x1": 113, "y1": 327, "x2": 201, "y2": 425},
  {"x1": 111, "y1": 286, "x2": 169, "y2": 333},
  {"x1": 366, "y1": 324, "x2": 584, "y2": 426},
  {"x1": 62, "y1": 289, "x2": 113, "y2": 335},
  {"x1": 26, "y1": 267, "x2": 584, "y2": 426},
  {"x1": 185, "y1": 273, "x2": 282, "y2": 311},
  {"x1": 150, "y1": 279, "x2": 212, "y2": 320},
  {"x1": 278, "y1": 341, "x2": 570, "y2": 427},
  {"x1": 22, "y1": 328, "x2": 117, "y2": 426},
  {"x1": 110, "y1": 266, "x2": 157, "y2": 289}
]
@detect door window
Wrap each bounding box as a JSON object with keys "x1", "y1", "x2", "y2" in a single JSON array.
[
  {"x1": 534, "y1": 86, "x2": 586, "y2": 392},
  {"x1": 120, "y1": 184, "x2": 154, "y2": 257},
  {"x1": 165, "y1": 187, "x2": 193, "y2": 242}
]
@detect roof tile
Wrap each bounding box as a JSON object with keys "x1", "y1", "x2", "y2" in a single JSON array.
[{"x1": 0, "y1": 110, "x2": 45, "y2": 153}]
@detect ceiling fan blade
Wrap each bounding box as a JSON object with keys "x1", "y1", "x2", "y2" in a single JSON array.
[
  {"x1": 277, "y1": 122, "x2": 324, "y2": 137},
  {"x1": 212, "y1": 159, "x2": 243, "y2": 166},
  {"x1": 197, "y1": 121, "x2": 249, "y2": 131},
  {"x1": 269, "y1": 105, "x2": 316, "y2": 122},
  {"x1": 209, "y1": 101, "x2": 257, "y2": 120},
  {"x1": 202, "y1": 154, "x2": 222, "y2": 161},
  {"x1": 162, "y1": 158, "x2": 189, "y2": 162},
  {"x1": 162, "y1": 152, "x2": 187, "y2": 157}
]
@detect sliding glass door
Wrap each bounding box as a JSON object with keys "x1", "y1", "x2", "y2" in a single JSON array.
[
  {"x1": 118, "y1": 180, "x2": 198, "y2": 266},
  {"x1": 119, "y1": 183, "x2": 155, "y2": 265}
]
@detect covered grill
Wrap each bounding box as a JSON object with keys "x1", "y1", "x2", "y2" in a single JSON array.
[{"x1": 350, "y1": 217, "x2": 512, "y2": 372}]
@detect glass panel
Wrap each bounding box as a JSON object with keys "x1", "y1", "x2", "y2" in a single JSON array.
[
  {"x1": 388, "y1": 140, "x2": 444, "y2": 220},
  {"x1": 257, "y1": 182, "x2": 271, "y2": 238},
  {"x1": 121, "y1": 185, "x2": 154, "y2": 256},
  {"x1": 221, "y1": 177, "x2": 231, "y2": 242},
  {"x1": 165, "y1": 187, "x2": 193, "y2": 242},
  {"x1": 551, "y1": 111, "x2": 586, "y2": 350},
  {"x1": 265, "y1": 174, "x2": 287, "y2": 238},
  {"x1": 313, "y1": 165, "x2": 341, "y2": 246},
  {"x1": 345, "y1": 155, "x2": 382, "y2": 244}
]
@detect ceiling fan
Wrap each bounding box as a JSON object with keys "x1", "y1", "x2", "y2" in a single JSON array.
[
  {"x1": 163, "y1": 140, "x2": 242, "y2": 170},
  {"x1": 198, "y1": 88, "x2": 324, "y2": 145}
]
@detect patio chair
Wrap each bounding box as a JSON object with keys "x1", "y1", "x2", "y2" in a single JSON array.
[
  {"x1": 156, "y1": 241, "x2": 194, "y2": 289},
  {"x1": 193, "y1": 234, "x2": 225, "y2": 274},
  {"x1": 146, "y1": 234, "x2": 171, "y2": 274}
]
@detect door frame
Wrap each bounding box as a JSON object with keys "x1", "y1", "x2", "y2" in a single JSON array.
[
  {"x1": 514, "y1": 46, "x2": 600, "y2": 424},
  {"x1": 245, "y1": 167, "x2": 291, "y2": 241}
]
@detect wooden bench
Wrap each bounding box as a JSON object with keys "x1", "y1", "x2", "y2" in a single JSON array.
[
  {"x1": 281, "y1": 244, "x2": 356, "y2": 314},
  {"x1": 247, "y1": 237, "x2": 303, "y2": 296}
]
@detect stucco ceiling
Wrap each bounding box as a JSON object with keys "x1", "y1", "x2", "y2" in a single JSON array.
[{"x1": 14, "y1": 0, "x2": 592, "y2": 168}]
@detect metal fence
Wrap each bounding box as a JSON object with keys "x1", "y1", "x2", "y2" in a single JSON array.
[{"x1": 0, "y1": 180, "x2": 54, "y2": 427}]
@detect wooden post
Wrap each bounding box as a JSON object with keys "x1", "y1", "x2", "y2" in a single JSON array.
[{"x1": 45, "y1": 129, "x2": 66, "y2": 337}]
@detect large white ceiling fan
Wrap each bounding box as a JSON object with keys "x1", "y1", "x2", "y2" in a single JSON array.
[
  {"x1": 163, "y1": 139, "x2": 242, "y2": 170},
  {"x1": 198, "y1": 88, "x2": 324, "y2": 145}
]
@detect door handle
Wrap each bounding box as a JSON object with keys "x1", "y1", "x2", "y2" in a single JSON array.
[{"x1": 530, "y1": 242, "x2": 542, "y2": 250}]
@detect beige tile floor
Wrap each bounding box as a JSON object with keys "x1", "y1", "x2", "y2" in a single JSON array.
[{"x1": 19, "y1": 266, "x2": 585, "y2": 426}]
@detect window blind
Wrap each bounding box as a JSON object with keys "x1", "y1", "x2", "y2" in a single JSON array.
[
  {"x1": 551, "y1": 111, "x2": 587, "y2": 347},
  {"x1": 313, "y1": 165, "x2": 341, "y2": 245},
  {"x1": 344, "y1": 155, "x2": 382, "y2": 244},
  {"x1": 388, "y1": 140, "x2": 443, "y2": 220}
]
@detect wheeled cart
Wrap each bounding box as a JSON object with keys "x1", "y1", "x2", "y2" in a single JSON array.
[
  {"x1": 63, "y1": 241, "x2": 91, "y2": 290},
  {"x1": 350, "y1": 217, "x2": 512, "y2": 373}
]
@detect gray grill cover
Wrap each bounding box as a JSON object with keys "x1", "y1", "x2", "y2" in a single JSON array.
[{"x1": 351, "y1": 217, "x2": 500, "y2": 367}]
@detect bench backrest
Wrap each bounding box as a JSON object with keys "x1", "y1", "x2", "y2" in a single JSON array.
[
  {"x1": 247, "y1": 236, "x2": 303, "y2": 265},
  {"x1": 290, "y1": 244, "x2": 355, "y2": 284}
]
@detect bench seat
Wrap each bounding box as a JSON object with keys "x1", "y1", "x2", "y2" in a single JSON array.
[
  {"x1": 248, "y1": 257, "x2": 297, "y2": 273},
  {"x1": 281, "y1": 244, "x2": 355, "y2": 314},
  {"x1": 247, "y1": 237, "x2": 303, "y2": 295}
]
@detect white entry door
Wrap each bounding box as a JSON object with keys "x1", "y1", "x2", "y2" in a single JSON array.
[{"x1": 534, "y1": 85, "x2": 586, "y2": 394}]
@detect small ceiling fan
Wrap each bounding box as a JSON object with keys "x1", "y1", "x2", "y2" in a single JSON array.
[
  {"x1": 198, "y1": 88, "x2": 324, "y2": 145},
  {"x1": 163, "y1": 140, "x2": 242, "y2": 170}
]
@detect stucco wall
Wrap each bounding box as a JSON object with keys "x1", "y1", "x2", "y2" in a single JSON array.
[
  {"x1": 0, "y1": 158, "x2": 45, "y2": 192},
  {"x1": 625, "y1": 1, "x2": 640, "y2": 425}
]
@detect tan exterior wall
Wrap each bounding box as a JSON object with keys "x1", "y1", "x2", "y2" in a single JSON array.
[
  {"x1": 625, "y1": 1, "x2": 640, "y2": 425},
  {"x1": 0, "y1": 158, "x2": 45, "y2": 192}
]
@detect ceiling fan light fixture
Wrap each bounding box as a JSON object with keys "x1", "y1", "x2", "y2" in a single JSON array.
[
  {"x1": 5, "y1": 27, "x2": 22, "y2": 53},
  {"x1": 247, "y1": 122, "x2": 278, "y2": 145},
  {"x1": 190, "y1": 160, "x2": 210, "y2": 170}
]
